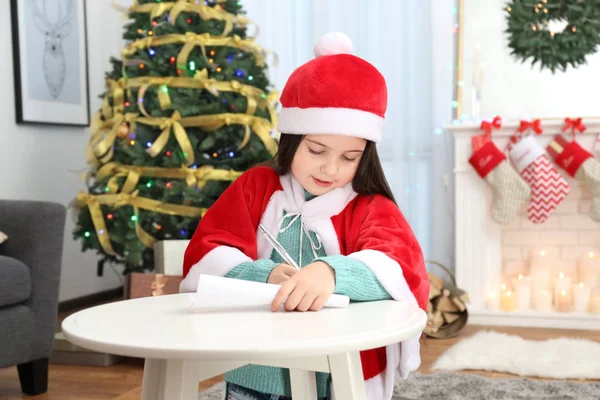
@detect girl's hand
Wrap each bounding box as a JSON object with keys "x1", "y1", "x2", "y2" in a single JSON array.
[
  {"x1": 267, "y1": 264, "x2": 298, "y2": 285},
  {"x1": 271, "y1": 261, "x2": 335, "y2": 312}
]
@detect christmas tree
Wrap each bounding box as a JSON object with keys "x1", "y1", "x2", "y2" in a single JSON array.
[{"x1": 73, "y1": 0, "x2": 278, "y2": 274}]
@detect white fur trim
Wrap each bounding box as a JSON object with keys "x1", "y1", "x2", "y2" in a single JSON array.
[
  {"x1": 509, "y1": 136, "x2": 545, "y2": 173},
  {"x1": 277, "y1": 107, "x2": 384, "y2": 143},
  {"x1": 347, "y1": 249, "x2": 422, "y2": 399},
  {"x1": 257, "y1": 173, "x2": 357, "y2": 260},
  {"x1": 314, "y1": 32, "x2": 353, "y2": 57},
  {"x1": 179, "y1": 246, "x2": 252, "y2": 293}
]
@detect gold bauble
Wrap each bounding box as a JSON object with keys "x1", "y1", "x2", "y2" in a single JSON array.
[{"x1": 117, "y1": 123, "x2": 130, "y2": 139}]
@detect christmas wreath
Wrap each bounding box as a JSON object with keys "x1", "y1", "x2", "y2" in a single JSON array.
[{"x1": 505, "y1": 0, "x2": 600, "y2": 73}]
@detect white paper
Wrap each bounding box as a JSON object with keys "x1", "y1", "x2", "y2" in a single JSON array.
[{"x1": 190, "y1": 274, "x2": 349, "y2": 311}]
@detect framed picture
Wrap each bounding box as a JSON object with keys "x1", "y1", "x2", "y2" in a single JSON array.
[{"x1": 10, "y1": 0, "x2": 90, "y2": 126}]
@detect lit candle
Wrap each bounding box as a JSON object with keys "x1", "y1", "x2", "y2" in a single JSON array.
[
  {"x1": 553, "y1": 272, "x2": 572, "y2": 297},
  {"x1": 501, "y1": 290, "x2": 517, "y2": 312},
  {"x1": 555, "y1": 289, "x2": 572, "y2": 312},
  {"x1": 578, "y1": 251, "x2": 600, "y2": 290},
  {"x1": 590, "y1": 292, "x2": 600, "y2": 315},
  {"x1": 573, "y1": 282, "x2": 592, "y2": 313},
  {"x1": 512, "y1": 274, "x2": 533, "y2": 310},
  {"x1": 534, "y1": 289, "x2": 553, "y2": 312},
  {"x1": 485, "y1": 290, "x2": 500, "y2": 310},
  {"x1": 529, "y1": 249, "x2": 553, "y2": 293}
]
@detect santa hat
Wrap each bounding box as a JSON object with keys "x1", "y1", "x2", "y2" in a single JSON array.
[{"x1": 276, "y1": 32, "x2": 388, "y2": 143}]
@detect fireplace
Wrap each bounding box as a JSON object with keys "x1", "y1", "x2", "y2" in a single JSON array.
[{"x1": 449, "y1": 119, "x2": 600, "y2": 330}]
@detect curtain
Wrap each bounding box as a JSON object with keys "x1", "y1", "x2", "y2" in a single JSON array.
[{"x1": 243, "y1": 0, "x2": 457, "y2": 271}]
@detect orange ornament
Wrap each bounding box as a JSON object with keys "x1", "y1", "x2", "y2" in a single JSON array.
[{"x1": 117, "y1": 123, "x2": 129, "y2": 139}]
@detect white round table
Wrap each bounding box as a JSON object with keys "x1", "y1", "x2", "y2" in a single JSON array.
[{"x1": 62, "y1": 293, "x2": 426, "y2": 400}]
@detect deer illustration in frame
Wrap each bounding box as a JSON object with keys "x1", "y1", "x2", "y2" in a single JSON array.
[{"x1": 10, "y1": 0, "x2": 90, "y2": 126}]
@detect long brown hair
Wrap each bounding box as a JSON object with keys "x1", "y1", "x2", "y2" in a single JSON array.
[{"x1": 267, "y1": 134, "x2": 397, "y2": 205}]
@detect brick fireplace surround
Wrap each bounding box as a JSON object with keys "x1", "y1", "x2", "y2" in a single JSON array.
[{"x1": 449, "y1": 119, "x2": 600, "y2": 330}]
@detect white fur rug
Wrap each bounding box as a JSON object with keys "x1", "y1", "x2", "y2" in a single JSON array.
[{"x1": 432, "y1": 330, "x2": 600, "y2": 379}]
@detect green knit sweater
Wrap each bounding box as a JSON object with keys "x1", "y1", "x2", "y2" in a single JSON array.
[{"x1": 223, "y1": 193, "x2": 392, "y2": 398}]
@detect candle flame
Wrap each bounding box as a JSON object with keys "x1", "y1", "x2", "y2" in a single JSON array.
[
  {"x1": 506, "y1": 291, "x2": 512, "y2": 297},
  {"x1": 518, "y1": 274, "x2": 524, "y2": 280},
  {"x1": 579, "y1": 282, "x2": 584, "y2": 288},
  {"x1": 542, "y1": 290, "x2": 548, "y2": 295},
  {"x1": 559, "y1": 272, "x2": 565, "y2": 279},
  {"x1": 561, "y1": 290, "x2": 567, "y2": 296},
  {"x1": 540, "y1": 250, "x2": 546, "y2": 256},
  {"x1": 501, "y1": 284, "x2": 507, "y2": 291},
  {"x1": 589, "y1": 251, "x2": 594, "y2": 258},
  {"x1": 489, "y1": 291, "x2": 496, "y2": 299}
]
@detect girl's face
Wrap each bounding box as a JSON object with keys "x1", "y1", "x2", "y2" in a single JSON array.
[{"x1": 291, "y1": 134, "x2": 367, "y2": 196}]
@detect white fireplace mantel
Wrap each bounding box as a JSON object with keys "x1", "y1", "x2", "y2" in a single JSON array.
[{"x1": 447, "y1": 118, "x2": 600, "y2": 330}]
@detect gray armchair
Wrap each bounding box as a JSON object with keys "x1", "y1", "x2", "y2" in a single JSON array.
[{"x1": 0, "y1": 200, "x2": 65, "y2": 395}]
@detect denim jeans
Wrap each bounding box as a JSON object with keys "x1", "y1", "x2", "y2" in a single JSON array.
[{"x1": 224, "y1": 383, "x2": 328, "y2": 400}]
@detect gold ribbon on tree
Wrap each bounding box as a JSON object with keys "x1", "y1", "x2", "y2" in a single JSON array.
[
  {"x1": 89, "y1": 113, "x2": 139, "y2": 166},
  {"x1": 106, "y1": 78, "x2": 126, "y2": 113},
  {"x1": 129, "y1": 0, "x2": 248, "y2": 37},
  {"x1": 180, "y1": 113, "x2": 278, "y2": 155},
  {"x1": 96, "y1": 162, "x2": 242, "y2": 191},
  {"x1": 75, "y1": 189, "x2": 208, "y2": 254},
  {"x1": 137, "y1": 111, "x2": 196, "y2": 165},
  {"x1": 122, "y1": 33, "x2": 267, "y2": 68}
]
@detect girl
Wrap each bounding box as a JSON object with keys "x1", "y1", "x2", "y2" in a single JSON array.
[{"x1": 180, "y1": 32, "x2": 429, "y2": 400}]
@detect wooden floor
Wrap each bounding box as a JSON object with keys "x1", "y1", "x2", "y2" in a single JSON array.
[{"x1": 1, "y1": 303, "x2": 599, "y2": 399}]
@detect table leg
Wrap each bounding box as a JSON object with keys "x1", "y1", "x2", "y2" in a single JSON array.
[
  {"x1": 141, "y1": 359, "x2": 199, "y2": 400},
  {"x1": 289, "y1": 369, "x2": 318, "y2": 400},
  {"x1": 328, "y1": 352, "x2": 367, "y2": 400}
]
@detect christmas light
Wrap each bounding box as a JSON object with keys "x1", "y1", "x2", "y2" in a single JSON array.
[
  {"x1": 107, "y1": 214, "x2": 114, "y2": 220},
  {"x1": 146, "y1": 141, "x2": 152, "y2": 147},
  {"x1": 229, "y1": 151, "x2": 235, "y2": 157},
  {"x1": 140, "y1": 63, "x2": 145, "y2": 69},
  {"x1": 146, "y1": 181, "x2": 152, "y2": 188},
  {"x1": 124, "y1": 101, "x2": 131, "y2": 107},
  {"x1": 187, "y1": 18, "x2": 192, "y2": 24},
  {"x1": 157, "y1": 225, "x2": 162, "y2": 230},
  {"x1": 216, "y1": 67, "x2": 222, "y2": 72},
  {"x1": 209, "y1": 58, "x2": 214, "y2": 64},
  {"x1": 84, "y1": 231, "x2": 91, "y2": 237},
  {"x1": 180, "y1": 230, "x2": 186, "y2": 236},
  {"x1": 261, "y1": 93, "x2": 267, "y2": 99},
  {"x1": 189, "y1": 61, "x2": 196, "y2": 71},
  {"x1": 222, "y1": 99, "x2": 227, "y2": 104},
  {"x1": 149, "y1": 48, "x2": 155, "y2": 56},
  {"x1": 105, "y1": 187, "x2": 110, "y2": 192},
  {"x1": 166, "y1": 151, "x2": 172, "y2": 156},
  {"x1": 210, "y1": 50, "x2": 216, "y2": 56},
  {"x1": 131, "y1": 215, "x2": 138, "y2": 222},
  {"x1": 137, "y1": 29, "x2": 143, "y2": 34},
  {"x1": 192, "y1": 165, "x2": 198, "y2": 169},
  {"x1": 235, "y1": 69, "x2": 244, "y2": 77},
  {"x1": 152, "y1": 21, "x2": 158, "y2": 27},
  {"x1": 161, "y1": 85, "x2": 168, "y2": 93},
  {"x1": 248, "y1": 75, "x2": 254, "y2": 81},
  {"x1": 99, "y1": 229, "x2": 105, "y2": 235},
  {"x1": 148, "y1": 31, "x2": 153, "y2": 36},
  {"x1": 170, "y1": 56, "x2": 176, "y2": 64},
  {"x1": 166, "y1": 182, "x2": 173, "y2": 189},
  {"x1": 212, "y1": 152, "x2": 218, "y2": 157},
  {"x1": 130, "y1": 140, "x2": 136, "y2": 146},
  {"x1": 226, "y1": 54, "x2": 234, "y2": 64}
]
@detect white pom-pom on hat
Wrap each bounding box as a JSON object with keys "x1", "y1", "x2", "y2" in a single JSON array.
[{"x1": 313, "y1": 32, "x2": 353, "y2": 57}]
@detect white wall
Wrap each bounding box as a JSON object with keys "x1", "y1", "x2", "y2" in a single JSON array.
[
  {"x1": 1, "y1": 0, "x2": 127, "y2": 301},
  {"x1": 462, "y1": 0, "x2": 600, "y2": 120}
]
